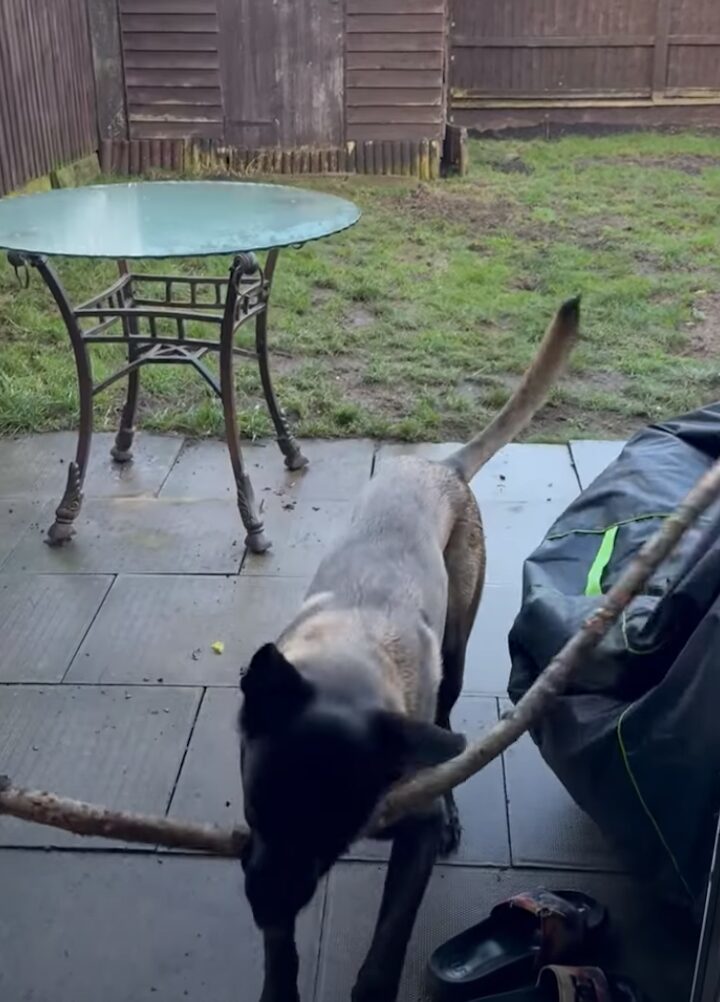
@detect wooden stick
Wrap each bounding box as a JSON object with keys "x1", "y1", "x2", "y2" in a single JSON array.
[
  {"x1": 3, "y1": 453, "x2": 720, "y2": 851},
  {"x1": 0, "y1": 777, "x2": 248, "y2": 855}
]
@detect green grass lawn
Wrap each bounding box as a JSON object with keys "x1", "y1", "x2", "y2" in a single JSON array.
[{"x1": 2, "y1": 132, "x2": 720, "y2": 442}]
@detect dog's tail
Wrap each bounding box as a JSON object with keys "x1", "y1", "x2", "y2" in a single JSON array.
[{"x1": 445, "y1": 296, "x2": 581, "y2": 483}]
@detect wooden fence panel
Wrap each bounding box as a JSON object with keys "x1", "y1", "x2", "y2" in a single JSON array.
[
  {"x1": 667, "y1": 46, "x2": 720, "y2": 91},
  {"x1": 273, "y1": 0, "x2": 344, "y2": 147},
  {"x1": 669, "y1": 0, "x2": 720, "y2": 34},
  {"x1": 345, "y1": 0, "x2": 447, "y2": 142},
  {"x1": 666, "y1": 0, "x2": 720, "y2": 95},
  {"x1": 449, "y1": 0, "x2": 720, "y2": 129},
  {"x1": 0, "y1": 0, "x2": 96, "y2": 195},
  {"x1": 218, "y1": 0, "x2": 344, "y2": 148},
  {"x1": 452, "y1": 0, "x2": 657, "y2": 39},
  {"x1": 450, "y1": 0, "x2": 656, "y2": 102},
  {"x1": 452, "y1": 46, "x2": 653, "y2": 99},
  {"x1": 118, "y1": 0, "x2": 224, "y2": 141}
]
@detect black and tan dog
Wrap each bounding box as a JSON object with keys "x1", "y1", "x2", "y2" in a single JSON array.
[{"x1": 239, "y1": 297, "x2": 580, "y2": 1002}]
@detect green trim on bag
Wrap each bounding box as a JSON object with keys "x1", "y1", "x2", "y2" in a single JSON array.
[
  {"x1": 547, "y1": 512, "x2": 671, "y2": 542},
  {"x1": 584, "y1": 524, "x2": 619, "y2": 596},
  {"x1": 617, "y1": 705, "x2": 692, "y2": 899}
]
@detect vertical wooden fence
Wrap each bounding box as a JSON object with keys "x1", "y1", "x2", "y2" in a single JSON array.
[
  {"x1": 99, "y1": 0, "x2": 444, "y2": 176},
  {"x1": 5, "y1": 0, "x2": 720, "y2": 196},
  {"x1": 0, "y1": 0, "x2": 97, "y2": 196},
  {"x1": 448, "y1": 0, "x2": 720, "y2": 131}
]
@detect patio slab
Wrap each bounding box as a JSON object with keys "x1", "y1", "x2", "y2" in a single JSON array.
[
  {"x1": 0, "y1": 499, "x2": 45, "y2": 569},
  {"x1": 0, "y1": 431, "x2": 183, "y2": 499},
  {"x1": 1, "y1": 498, "x2": 244, "y2": 575},
  {"x1": 375, "y1": 442, "x2": 580, "y2": 501},
  {"x1": 464, "y1": 582, "x2": 520, "y2": 695},
  {"x1": 316, "y1": 862, "x2": 696, "y2": 1002},
  {"x1": 504, "y1": 722, "x2": 625, "y2": 872},
  {"x1": 570, "y1": 439, "x2": 627, "y2": 488},
  {"x1": 0, "y1": 573, "x2": 112, "y2": 683},
  {"x1": 482, "y1": 497, "x2": 570, "y2": 586},
  {"x1": 0, "y1": 684, "x2": 200, "y2": 849},
  {"x1": 160, "y1": 437, "x2": 375, "y2": 501},
  {"x1": 67, "y1": 574, "x2": 309, "y2": 686},
  {"x1": 168, "y1": 687, "x2": 243, "y2": 828},
  {"x1": 241, "y1": 495, "x2": 352, "y2": 577},
  {"x1": 0, "y1": 851, "x2": 324, "y2": 1002},
  {"x1": 448, "y1": 697, "x2": 510, "y2": 866}
]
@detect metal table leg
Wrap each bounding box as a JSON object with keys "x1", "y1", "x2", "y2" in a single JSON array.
[
  {"x1": 110, "y1": 260, "x2": 140, "y2": 464},
  {"x1": 256, "y1": 249, "x2": 308, "y2": 472},
  {"x1": 14, "y1": 254, "x2": 94, "y2": 546},
  {"x1": 220, "y1": 254, "x2": 271, "y2": 553},
  {"x1": 111, "y1": 358, "x2": 139, "y2": 464}
]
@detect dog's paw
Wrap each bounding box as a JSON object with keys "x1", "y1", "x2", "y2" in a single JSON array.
[{"x1": 438, "y1": 796, "x2": 462, "y2": 857}]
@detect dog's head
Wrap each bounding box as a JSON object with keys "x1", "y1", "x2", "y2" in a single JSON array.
[{"x1": 239, "y1": 642, "x2": 465, "y2": 931}]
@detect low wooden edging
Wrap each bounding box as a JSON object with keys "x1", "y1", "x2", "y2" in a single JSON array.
[{"x1": 100, "y1": 138, "x2": 443, "y2": 181}]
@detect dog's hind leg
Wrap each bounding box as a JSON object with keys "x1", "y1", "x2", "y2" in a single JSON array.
[
  {"x1": 352, "y1": 807, "x2": 445, "y2": 1002},
  {"x1": 436, "y1": 496, "x2": 486, "y2": 855}
]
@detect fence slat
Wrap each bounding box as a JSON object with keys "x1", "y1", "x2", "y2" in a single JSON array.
[
  {"x1": 0, "y1": 0, "x2": 97, "y2": 195},
  {"x1": 653, "y1": 0, "x2": 673, "y2": 98}
]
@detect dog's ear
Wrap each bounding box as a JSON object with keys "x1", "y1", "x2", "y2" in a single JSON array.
[
  {"x1": 374, "y1": 712, "x2": 466, "y2": 774},
  {"x1": 240, "y1": 643, "x2": 314, "y2": 737}
]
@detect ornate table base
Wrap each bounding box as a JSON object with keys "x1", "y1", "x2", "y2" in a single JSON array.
[{"x1": 8, "y1": 249, "x2": 307, "y2": 553}]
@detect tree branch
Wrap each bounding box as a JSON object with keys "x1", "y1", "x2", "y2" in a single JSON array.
[
  {"x1": 3, "y1": 453, "x2": 720, "y2": 851},
  {"x1": 0, "y1": 776, "x2": 248, "y2": 854}
]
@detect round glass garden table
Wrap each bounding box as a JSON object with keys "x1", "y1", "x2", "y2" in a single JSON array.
[{"x1": 0, "y1": 181, "x2": 360, "y2": 551}]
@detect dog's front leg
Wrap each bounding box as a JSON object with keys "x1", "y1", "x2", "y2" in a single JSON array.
[
  {"x1": 259, "y1": 926, "x2": 301, "y2": 1002},
  {"x1": 352, "y1": 807, "x2": 444, "y2": 1002}
]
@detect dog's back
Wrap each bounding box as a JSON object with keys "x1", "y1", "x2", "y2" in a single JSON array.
[{"x1": 279, "y1": 456, "x2": 469, "y2": 711}]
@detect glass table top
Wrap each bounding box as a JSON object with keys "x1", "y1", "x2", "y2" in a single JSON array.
[{"x1": 0, "y1": 181, "x2": 360, "y2": 259}]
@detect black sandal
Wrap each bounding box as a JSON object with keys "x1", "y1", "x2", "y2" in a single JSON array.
[
  {"x1": 427, "y1": 890, "x2": 608, "y2": 1000},
  {"x1": 467, "y1": 965, "x2": 647, "y2": 1002}
]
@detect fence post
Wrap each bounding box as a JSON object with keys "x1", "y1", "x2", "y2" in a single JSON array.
[
  {"x1": 652, "y1": 0, "x2": 673, "y2": 102},
  {"x1": 86, "y1": 0, "x2": 127, "y2": 144}
]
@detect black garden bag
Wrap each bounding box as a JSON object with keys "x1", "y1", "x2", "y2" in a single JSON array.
[{"x1": 508, "y1": 404, "x2": 720, "y2": 916}]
